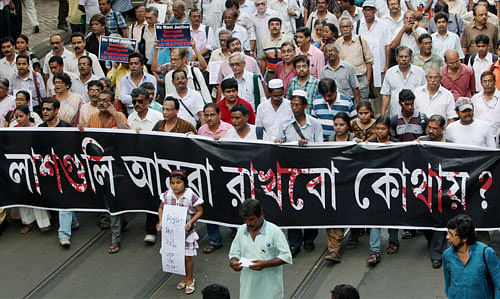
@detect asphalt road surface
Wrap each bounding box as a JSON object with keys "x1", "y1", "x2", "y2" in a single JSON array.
[{"x1": 3, "y1": 212, "x2": 497, "y2": 298}]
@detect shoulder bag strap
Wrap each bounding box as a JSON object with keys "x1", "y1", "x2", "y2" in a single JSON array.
[
  {"x1": 32, "y1": 71, "x2": 43, "y2": 104},
  {"x1": 292, "y1": 121, "x2": 306, "y2": 140},
  {"x1": 253, "y1": 73, "x2": 261, "y2": 109},
  {"x1": 355, "y1": 19, "x2": 360, "y2": 35},
  {"x1": 359, "y1": 35, "x2": 366, "y2": 63},
  {"x1": 178, "y1": 97, "x2": 196, "y2": 119},
  {"x1": 190, "y1": 66, "x2": 201, "y2": 92}
]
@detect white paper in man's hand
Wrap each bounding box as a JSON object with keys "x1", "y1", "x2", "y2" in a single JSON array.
[{"x1": 240, "y1": 257, "x2": 256, "y2": 267}]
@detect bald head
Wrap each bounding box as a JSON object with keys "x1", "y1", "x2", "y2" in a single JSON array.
[{"x1": 444, "y1": 49, "x2": 459, "y2": 62}]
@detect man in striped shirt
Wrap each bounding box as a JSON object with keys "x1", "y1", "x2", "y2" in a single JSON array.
[
  {"x1": 311, "y1": 78, "x2": 357, "y2": 140},
  {"x1": 390, "y1": 89, "x2": 428, "y2": 142}
]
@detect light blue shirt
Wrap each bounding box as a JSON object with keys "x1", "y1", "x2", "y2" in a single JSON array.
[
  {"x1": 111, "y1": 0, "x2": 133, "y2": 13},
  {"x1": 431, "y1": 31, "x2": 465, "y2": 60},
  {"x1": 229, "y1": 219, "x2": 292, "y2": 299},
  {"x1": 278, "y1": 114, "x2": 323, "y2": 142},
  {"x1": 213, "y1": 24, "x2": 250, "y2": 51},
  {"x1": 381, "y1": 64, "x2": 426, "y2": 117},
  {"x1": 119, "y1": 72, "x2": 157, "y2": 115},
  {"x1": 443, "y1": 242, "x2": 500, "y2": 299}
]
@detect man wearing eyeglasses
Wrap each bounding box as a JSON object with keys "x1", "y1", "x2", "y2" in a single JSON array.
[
  {"x1": 71, "y1": 56, "x2": 100, "y2": 103},
  {"x1": 39, "y1": 97, "x2": 72, "y2": 128},
  {"x1": 66, "y1": 32, "x2": 105, "y2": 78},
  {"x1": 42, "y1": 33, "x2": 76, "y2": 84}
]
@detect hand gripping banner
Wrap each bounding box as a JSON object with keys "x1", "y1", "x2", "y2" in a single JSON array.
[{"x1": 0, "y1": 128, "x2": 499, "y2": 230}]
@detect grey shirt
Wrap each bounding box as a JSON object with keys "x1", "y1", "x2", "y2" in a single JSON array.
[
  {"x1": 320, "y1": 60, "x2": 359, "y2": 99},
  {"x1": 279, "y1": 114, "x2": 323, "y2": 142}
]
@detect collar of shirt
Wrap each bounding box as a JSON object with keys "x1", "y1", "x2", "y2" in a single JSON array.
[
  {"x1": 15, "y1": 71, "x2": 35, "y2": 81},
  {"x1": 474, "y1": 52, "x2": 492, "y2": 62},
  {"x1": 293, "y1": 114, "x2": 314, "y2": 128},
  {"x1": 396, "y1": 64, "x2": 416, "y2": 76},
  {"x1": 129, "y1": 109, "x2": 159, "y2": 123},
  {"x1": 424, "y1": 84, "x2": 447, "y2": 99},
  {"x1": 479, "y1": 89, "x2": 500, "y2": 103},
  {"x1": 339, "y1": 35, "x2": 359, "y2": 45},
  {"x1": 191, "y1": 23, "x2": 206, "y2": 34},
  {"x1": 231, "y1": 71, "x2": 252, "y2": 84},
  {"x1": 244, "y1": 219, "x2": 267, "y2": 235},
  {"x1": 270, "y1": 34, "x2": 285, "y2": 42},
  {"x1": 396, "y1": 110, "x2": 419, "y2": 120}
]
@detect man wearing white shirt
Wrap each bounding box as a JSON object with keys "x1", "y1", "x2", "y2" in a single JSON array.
[
  {"x1": 128, "y1": 87, "x2": 163, "y2": 131},
  {"x1": 225, "y1": 52, "x2": 267, "y2": 111},
  {"x1": 268, "y1": 0, "x2": 300, "y2": 35},
  {"x1": 213, "y1": 9, "x2": 251, "y2": 52},
  {"x1": 78, "y1": 0, "x2": 100, "y2": 29},
  {"x1": 256, "y1": 79, "x2": 293, "y2": 140},
  {"x1": 355, "y1": 1, "x2": 391, "y2": 91},
  {"x1": 239, "y1": 0, "x2": 257, "y2": 16},
  {"x1": 166, "y1": 69, "x2": 205, "y2": 128},
  {"x1": 224, "y1": 104, "x2": 260, "y2": 139},
  {"x1": 390, "y1": 10, "x2": 426, "y2": 54},
  {"x1": 43, "y1": 34, "x2": 75, "y2": 84},
  {"x1": 446, "y1": 97, "x2": 496, "y2": 148},
  {"x1": 471, "y1": 71, "x2": 500, "y2": 133},
  {"x1": 120, "y1": 53, "x2": 157, "y2": 115},
  {"x1": 199, "y1": 0, "x2": 225, "y2": 30},
  {"x1": 381, "y1": 0, "x2": 405, "y2": 35},
  {"x1": 71, "y1": 56, "x2": 99, "y2": 103},
  {"x1": 66, "y1": 32, "x2": 105, "y2": 78},
  {"x1": 340, "y1": 0, "x2": 364, "y2": 23},
  {"x1": 431, "y1": 12, "x2": 465, "y2": 60},
  {"x1": 0, "y1": 37, "x2": 17, "y2": 80},
  {"x1": 189, "y1": 8, "x2": 213, "y2": 60},
  {"x1": 414, "y1": 65, "x2": 457, "y2": 123},
  {"x1": 468, "y1": 34, "x2": 498, "y2": 92},
  {"x1": 251, "y1": 0, "x2": 278, "y2": 60}
]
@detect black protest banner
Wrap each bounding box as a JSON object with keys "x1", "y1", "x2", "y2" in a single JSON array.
[{"x1": 0, "y1": 128, "x2": 499, "y2": 230}]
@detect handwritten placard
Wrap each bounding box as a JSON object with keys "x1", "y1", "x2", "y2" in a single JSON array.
[
  {"x1": 160, "y1": 205, "x2": 188, "y2": 275},
  {"x1": 98, "y1": 36, "x2": 137, "y2": 63},
  {"x1": 155, "y1": 24, "x2": 191, "y2": 48},
  {"x1": 208, "y1": 61, "x2": 224, "y2": 85}
]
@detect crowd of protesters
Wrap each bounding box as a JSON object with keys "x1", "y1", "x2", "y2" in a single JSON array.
[{"x1": 0, "y1": 0, "x2": 499, "y2": 297}]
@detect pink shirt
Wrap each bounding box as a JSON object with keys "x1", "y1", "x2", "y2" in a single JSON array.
[
  {"x1": 296, "y1": 45, "x2": 325, "y2": 79},
  {"x1": 197, "y1": 120, "x2": 233, "y2": 137},
  {"x1": 275, "y1": 61, "x2": 297, "y2": 97},
  {"x1": 217, "y1": 55, "x2": 261, "y2": 84},
  {"x1": 441, "y1": 64, "x2": 476, "y2": 100}
]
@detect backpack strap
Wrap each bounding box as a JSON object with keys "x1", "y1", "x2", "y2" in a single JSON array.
[
  {"x1": 493, "y1": 54, "x2": 499, "y2": 63},
  {"x1": 470, "y1": 53, "x2": 477, "y2": 68},
  {"x1": 355, "y1": 19, "x2": 361, "y2": 35}
]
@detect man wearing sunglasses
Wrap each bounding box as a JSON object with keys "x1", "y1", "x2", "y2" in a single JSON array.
[{"x1": 39, "y1": 97, "x2": 72, "y2": 128}]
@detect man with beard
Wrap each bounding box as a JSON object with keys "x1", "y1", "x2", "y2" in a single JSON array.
[
  {"x1": 79, "y1": 80, "x2": 102, "y2": 126},
  {"x1": 441, "y1": 49, "x2": 475, "y2": 100},
  {"x1": 471, "y1": 71, "x2": 500, "y2": 133},
  {"x1": 412, "y1": 33, "x2": 444, "y2": 72},
  {"x1": 390, "y1": 10, "x2": 426, "y2": 54},
  {"x1": 295, "y1": 27, "x2": 324, "y2": 79},
  {"x1": 71, "y1": 56, "x2": 100, "y2": 103},
  {"x1": 256, "y1": 79, "x2": 293, "y2": 141},
  {"x1": 442, "y1": 214, "x2": 500, "y2": 297},
  {"x1": 166, "y1": 69, "x2": 205, "y2": 128},
  {"x1": 260, "y1": 18, "x2": 294, "y2": 83},
  {"x1": 0, "y1": 37, "x2": 17, "y2": 80},
  {"x1": 286, "y1": 55, "x2": 319, "y2": 113},
  {"x1": 66, "y1": 32, "x2": 104, "y2": 78},
  {"x1": 42, "y1": 33, "x2": 76, "y2": 84},
  {"x1": 224, "y1": 104, "x2": 260, "y2": 139},
  {"x1": 229, "y1": 199, "x2": 292, "y2": 299},
  {"x1": 446, "y1": 97, "x2": 496, "y2": 148}
]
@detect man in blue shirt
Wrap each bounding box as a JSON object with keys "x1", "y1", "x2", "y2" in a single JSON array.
[{"x1": 443, "y1": 214, "x2": 500, "y2": 299}]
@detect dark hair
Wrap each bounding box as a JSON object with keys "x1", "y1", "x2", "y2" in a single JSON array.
[
  {"x1": 131, "y1": 87, "x2": 149, "y2": 99},
  {"x1": 14, "y1": 105, "x2": 34, "y2": 123},
  {"x1": 16, "y1": 90, "x2": 31, "y2": 102},
  {"x1": 268, "y1": 17, "x2": 282, "y2": 26},
  {"x1": 334, "y1": 112, "x2": 351, "y2": 130},
  {"x1": 79, "y1": 55, "x2": 93, "y2": 66},
  {"x1": 480, "y1": 70, "x2": 495, "y2": 81},
  {"x1": 433, "y1": 1, "x2": 449, "y2": 14},
  {"x1": 140, "y1": 82, "x2": 156, "y2": 91},
  {"x1": 447, "y1": 214, "x2": 477, "y2": 245},
  {"x1": 230, "y1": 104, "x2": 249, "y2": 116},
  {"x1": 239, "y1": 199, "x2": 262, "y2": 217},
  {"x1": 71, "y1": 32, "x2": 85, "y2": 41},
  {"x1": 128, "y1": 52, "x2": 145, "y2": 65},
  {"x1": 170, "y1": 169, "x2": 188, "y2": 186},
  {"x1": 0, "y1": 78, "x2": 9, "y2": 89},
  {"x1": 324, "y1": 23, "x2": 339, "y2": 39},
  {"x1": 16, "y1": 34, "x2": 29, "y2": 44},
  {"x1": 318, "y1": 78, "x2": 337, "y2": 95},
  {"x1": 281, "y1": 41, "x2": 295, "y2": 49},
  {"x1": 90, "y1": 13, "x2": 106, "y2": 26},
  {"x1": 223, "y1": 8, "x2": 238, "y2": 18},
  {"x1": 293, "y1": 55, "x2": 310, "y2": 67},
  {"x1": 398, "y1": 89, "x2": 415, "y2": 102},
  {"x1": 189, "y1": 7, "x2": 202, "y2": 15},
  {"x1": 356, "y1": 100, "x2": 373, "y2": 112},
  {"x1": 172, "y1": 68, "x2": 188, "y2": 81},
  {"x1": 296, "y1": 26, "x2": 311, "y2": 38},
  {"x1": 473, "y1": 2, "x2": 485, "y2": 16},
  {"x1": 429, "y1": 114, "x2": 446, "y2": 127},
  {"x1": 221, "y1": 78, "x2": 239, "y2": 92},
  {"x1": 204, "y1": 103, "x2": 220, "y2": 113},
  {"x1": 395, "y1": 45, "x2": 413, "y2": 58},
  {"x1": 42, "y1": 97, "x2": 61, "y2": 110},
  {"x1": 201, "y1": 284, "x2": 230, "y2": 299},
  {"x1": 49, "y1": 55, "x2": 64, "y2": 66},
  {"x1": 226, "y1": 0, "x2": 239, "y2": 9},
  {"x1": 53, "y1": 72, "x2": 72, "y2": 89},
  {"x1": 331, "y1": 284, "x2": 360, "y2": 299},
  {"x1": 433, "y1": 11, "x2": 448, "y2": 23},
  {"x1": 227, "y1": 37, "x2": 241, "y2": 47},
  {"x1": 16, "y1": 54, "x2": 30, "y2": 63},
  {"x1": 100, "y1": 89, "x2": 115, "y2": 101},
  {"x1": 375, "y1": 115, "x2": 391, "y2": 128},
  {"x1": 291, "y1": 94, "x2": 308, "y2": 105},
  {"x1": 0, "y1": 36, "x2": 15, "y2": 46},
  {"x1": 165, "y1": 96, "x2": 180, "y2": 110},
  {"x1": 418, "y1": 33, "x2": 432, "y2": 44},
  {"x1": 88, "y1": 80, "x2": 103, "y2": 90},
  {"x1": 475, "y1": 34, "x2": 490, "y2": 46}
]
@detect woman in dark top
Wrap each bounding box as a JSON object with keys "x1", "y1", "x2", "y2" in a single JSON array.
[
  {"x1": 328, "y1": 112, "x2": 355, "y2": 141},
  {"x1": 86, "y1": 14, "x2": 110, "y2": 75},
  {"x1": 351, "y1": 100, "x2": 376, "y2": 141},
  {"x1": 367, "y1": 115, "x2": 398, "y2": 144}
]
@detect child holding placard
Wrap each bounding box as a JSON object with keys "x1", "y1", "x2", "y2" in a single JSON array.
[{"x1": 157, "y1": 169, "x2": 203, "y2": 294}]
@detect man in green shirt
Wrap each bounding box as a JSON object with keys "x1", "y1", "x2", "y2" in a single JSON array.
[
  {"x1": 229, "y1": 199, "x2": 292, "y2": 299},
  {"x1": 412, "y1": 33, "x2": 444, "y2": 72}
]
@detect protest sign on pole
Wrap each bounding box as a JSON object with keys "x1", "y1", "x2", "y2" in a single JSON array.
[
  {"x1": 155, "y1": 24, "x2": 191, "y2": 48},
  {"x1": 98, "y1": 36, "x2": 137, "y2": 63},
  {"x1": 160, "y1": 205, "x2": 188, "y2": 275}
]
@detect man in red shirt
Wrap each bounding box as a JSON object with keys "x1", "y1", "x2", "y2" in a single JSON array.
[
  {"x1": 441, "y1": 49, "x2": 476, "y2": 100},
  {"x1": 216, "y1": 78, "x2": 255, "y2": 124}
]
